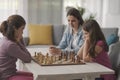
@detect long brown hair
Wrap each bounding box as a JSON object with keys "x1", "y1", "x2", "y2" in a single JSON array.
[{"x1": 82, "y1": 20, "x2": 108, "y2": 57}]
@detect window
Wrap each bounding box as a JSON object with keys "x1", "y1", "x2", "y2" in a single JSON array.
[{"x1": 0, "y1": 0, "x2": 18, "y2": 22}]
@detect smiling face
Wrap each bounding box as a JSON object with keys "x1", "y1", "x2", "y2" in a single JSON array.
[{"x1": 67, "y1": 15, "x2": 79, "y2": 30}]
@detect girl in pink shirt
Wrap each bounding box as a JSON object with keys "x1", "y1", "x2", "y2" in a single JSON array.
[{"x1": 77, "y1": 20, "x2": 116, "y2": 80}]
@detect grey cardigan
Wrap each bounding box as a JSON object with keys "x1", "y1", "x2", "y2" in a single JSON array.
[{"x1": 0, "y1": 37, "x2": 32, "y2": 79}]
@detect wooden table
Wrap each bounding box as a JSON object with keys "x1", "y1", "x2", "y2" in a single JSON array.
[
  {"x1": 23, "y1": 61, "x2": 114, "y2": 80},
  {"x1": 22, "y1": 47, "x2": 115, "y2": 80}
]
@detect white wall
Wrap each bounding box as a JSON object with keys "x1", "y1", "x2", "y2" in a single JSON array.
[
  {"x1": 28, "y1": 0, "x2": 63, "y2": 24},
  {"x1": 102, "y1": 0, "x2": 120, "y2": 35},
  {"x1": 17, "y1": 0, "x2": 28, "y2": 37}
]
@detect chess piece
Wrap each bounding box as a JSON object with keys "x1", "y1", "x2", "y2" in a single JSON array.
[
  {"x1": 45, "y1": 53, "x2": 49, "y2": 64},
  {"x1": 71, "y1": 52, "x2": 75, "y2": 62},
  {"x1": 34, "y1": 52, "x2": 37, "y2": 57},
  {"x1": 49, "y1": 56, "x2": 53, "y2": 64},
  {"x1": 64, "y1": 53, "x2": 67, "y2": 61},
  {"x1": 40, "y1": 54, "x2": 44, "y2": 64},
  {"x1": 76, "y1": 55, "x2": 80, "y2": 63},
  {"x1": 58, "y1": 54, "x2": 62, "y2": 60}
]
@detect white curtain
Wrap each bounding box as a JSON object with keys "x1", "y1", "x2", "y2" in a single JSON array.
[
  {"x1": 82, "y1": 0, "x2": 103, "y2": 26},
  {"x1": 0, "y1": 0, "x2": 28, "y2": 37},
  {"x1": 28, "y1": 0, "x2": 63, "y2": 25},
  {"x1": 0, "y1": 0, "x2": 18, "y2": 23}
]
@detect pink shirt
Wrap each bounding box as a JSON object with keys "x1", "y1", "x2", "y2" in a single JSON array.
[{"x1": 93, "y1": 41, "x2": 116, "y2": 80}]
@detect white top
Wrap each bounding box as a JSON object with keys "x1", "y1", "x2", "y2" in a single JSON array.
[{"x1": 72, "y1": 33, "x2": 78, "y2": 48}]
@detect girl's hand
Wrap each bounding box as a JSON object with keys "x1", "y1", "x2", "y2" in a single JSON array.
[{"x1": 84, "y1": 55, "x2": 93, "y2": 62}]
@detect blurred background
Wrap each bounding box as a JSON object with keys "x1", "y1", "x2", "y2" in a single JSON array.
[{"x1": 0, "y1": 0, "x2": 120, "y2": 37}]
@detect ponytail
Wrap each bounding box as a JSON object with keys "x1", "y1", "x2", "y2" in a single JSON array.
[{"x1": 0, "y1": 21, "x2": 8, "y2": 36}]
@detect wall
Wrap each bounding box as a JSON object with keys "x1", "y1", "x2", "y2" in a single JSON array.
[
  {"x1": 28, "y1": 0, "x2": 63, "y2": 24},
  {"x1": 102, "y1": 0, "x2": 120, "y2": 36}
]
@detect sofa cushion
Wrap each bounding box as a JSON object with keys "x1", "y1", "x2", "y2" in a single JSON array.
[
  {"x1": 102, "y1": 28, "x2": 118, "y2": 40},
  {"x1": 52, "y1": 25, "x2": 65, "y2": 45},
  {"x1": 28, "y1": 24, "x2": 53, "y2": 45},
  {"x1": 106, "y1": 34, "x2": 119, "y2": 46}
]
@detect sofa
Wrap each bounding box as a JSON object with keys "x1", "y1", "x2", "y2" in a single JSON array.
[{"x1": 24, "y1": 24, "x2": 120, "y2": 80}]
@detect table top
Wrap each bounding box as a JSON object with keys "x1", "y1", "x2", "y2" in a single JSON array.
[
  {"x1": 25, "y1": 47, "x2": 115, "y2": 80},
  {"x1": 23, "y1": 60, "x2": 114, "y2": 80},
  {"x1": 24, "y1": 61, "x2": 114, "y2": 75}
]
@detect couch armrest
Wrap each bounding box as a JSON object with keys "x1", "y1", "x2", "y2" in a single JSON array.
[
  {"x1": 108, "y1": 41, "x2": 120, "y2": 55},
  {"x1": 108, "y1": 41, "x2": 120, "y2": 76},
  {"x1": 117, "y1": 67, "x2": 120, "y2": 80}
]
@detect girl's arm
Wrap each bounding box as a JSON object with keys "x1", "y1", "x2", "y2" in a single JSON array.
[
  {"x1": 77, "y1": 45, "x2": 84, "y2": 59},
  {"x1": 84, "y1": 54, "x2": 93, "y2": 62},
  {"x1": 77, "y1": 39, "x2": 91, "y2": 61},
  {"x1": 8, "y1": 42, "x2": 32, "y2": 63},
  {"x1": 83, "y1": 39, "x2": 90, "y2": 61}
]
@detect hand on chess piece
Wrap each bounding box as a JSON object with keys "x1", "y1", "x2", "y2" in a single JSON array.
[{"x1": 49, "y1": 46, "x2": 61, "y2": 56}]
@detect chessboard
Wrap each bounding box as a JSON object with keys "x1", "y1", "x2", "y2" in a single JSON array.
[{"x1": 32, "y1": 51, "x2": 85, "y2": 66}]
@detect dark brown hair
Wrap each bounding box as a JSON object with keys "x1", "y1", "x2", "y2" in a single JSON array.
[
  {"x1": 67, "y1": 8, "x2": 84, "y2": 26},
  {"x1": 82, "y1": 20, "x2": 108, "y2": 57},
  {"x1": 0, "y1": 15, "x2": 26, "y2": 41},
  {"x1": 0, "y1": 21, "x2": 8, "y2": 35}
]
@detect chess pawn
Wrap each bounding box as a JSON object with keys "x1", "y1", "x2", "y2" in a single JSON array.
[
  {"x1": 64, "y1": 53, "x2": 67, "y2": 61},
  {"x1": 46, "y1": 53, "x2": 49, "y2": 58},
  {"x1": 46, "y1": 57, "x2": 50, "y2": 65},
  {"x1": 62, "y1": 52, "x2": 66, "y2": 61},
  {"x1": 34, "y1": 52, "x2": 37, "y2": 57},
  {"x1": 44, "y1": 57, "x2": 47, "y2": 64},
  {"x1": 46, "y1": 53, "x2": 49, "y2": 64},
  {"x1": 35, "y1": 53, "x2": 40, "y2": 60},
  {"x1": 50, "y1": 56, "x2": 53, "y2": 64},
  {"x1": 40, "y1": 55, "x2": 44, "y2": 64},
  {"x1": 69, "y1": 51, "x2": 73, "y2": 60},
  {"x1": 75, "y1": 55, "x2": 80, "y2": 63},
  {"x1": 43, "y1": 54, "x2": 48, "y2": 65},
  {"x1": 60, "y1": 52, "x2": 63, "y2": 59},
  {"x1": 58, "y1": 55, "x2": 62, "y2": 60},
  {"x1": 71, "y1": 53, "x2": 75, "y2": 62},
  {"x1": 54, "y1": 56, "x2": 57, "y2": 62},
  {"x1": 67, "y1": 52, "x2": 70, "y2": 60}
]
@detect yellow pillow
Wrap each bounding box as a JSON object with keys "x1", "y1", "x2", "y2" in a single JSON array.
[{"x1": 28, "y1": 24, "x2": 53, "y2": 45}]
